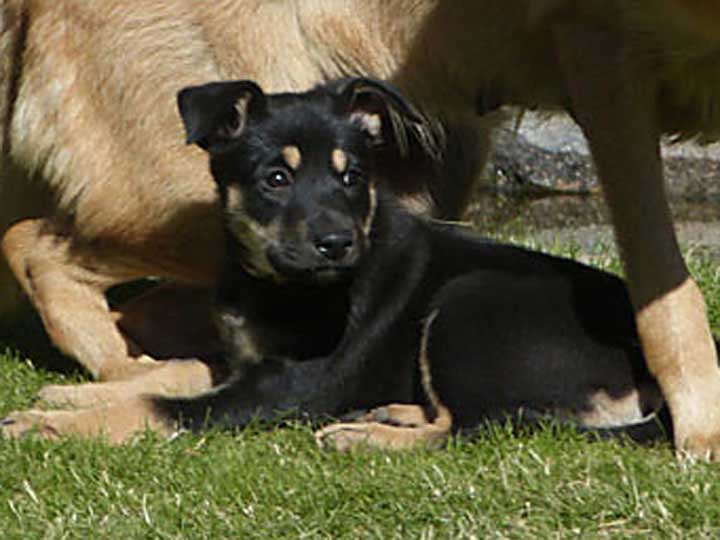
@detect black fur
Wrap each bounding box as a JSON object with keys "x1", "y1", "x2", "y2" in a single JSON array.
[{"x1": 161, "y1": 77, "x2": 668, "y2": 442}]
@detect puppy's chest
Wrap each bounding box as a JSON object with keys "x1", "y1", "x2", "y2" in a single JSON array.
[{"x1": 215, "y1": 289, "x2": 349, "y2": 371}]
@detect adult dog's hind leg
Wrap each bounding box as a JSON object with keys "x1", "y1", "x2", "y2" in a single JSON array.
[
  {"x1": 554, "y1": 22, "x2": 720, "y2": 459},
  {"x1": 36, "y1": 358, "x2": 221, "y2": 409},
  {"x1": 32, "y1": 281, "x2": 221, "y2": 407},
  {"x1": 2, "y1": 218, "x2": 160, "y2": 381},
  {"x1": 112, "y1": 283, "x2": 219, "y2": 361}
]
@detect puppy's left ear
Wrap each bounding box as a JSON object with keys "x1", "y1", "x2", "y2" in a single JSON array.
[
  {"x1": 177, "y1": 80, "x2": 266, "y2": 151},
  {"x1": 337, "y1": 78, "x2": 424, "y2": 150}
]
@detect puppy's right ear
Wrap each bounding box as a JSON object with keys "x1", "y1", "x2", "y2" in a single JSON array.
[
  {"x1": 335, "y1": 77, "x2": 426, "y2": 157},
  {"x1": 177, "y1": 80, "x2": 266, "y2": 151}
]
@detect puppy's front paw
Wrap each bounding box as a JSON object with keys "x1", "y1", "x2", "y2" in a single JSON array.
[
  {"x1": 316, "y1": 403, "x2": 452, "y2": 452},
  {"x1": 315, "y1": 420, "x2": 449, "y2": 452},
  {"x1": 315, "y1": 423, "x2": 376, "y2": 451},
  {"x1": 360, "y1": 404, "x2": 429, "y2": 427}
]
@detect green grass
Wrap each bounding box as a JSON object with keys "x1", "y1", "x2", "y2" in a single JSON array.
[{"x1": 3, "y1": 244, "x2": 720, "y2": 539}]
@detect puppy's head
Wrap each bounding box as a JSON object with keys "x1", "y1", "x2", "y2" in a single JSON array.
[{"x1": 177, "y1": 77, "x2": 421, "y2": 284}]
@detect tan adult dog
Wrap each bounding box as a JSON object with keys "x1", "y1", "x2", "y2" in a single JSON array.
[
  {"x1": 0, "y1": 1, "x2": 486, "y2": 392},
  {"x1": 3, "y1": 0, "x2": 720, "y2": 458}
]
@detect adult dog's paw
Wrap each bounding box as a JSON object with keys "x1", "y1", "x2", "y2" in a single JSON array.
[
  {"x1": 1, "y1": 398, "x2": 175, "y2": 444},
  {"x1": 36, "y1": 382, "x2": 128, "y2": 409},
  {"x1": 1, "y1": 410, "x2": 63, "y2": 440}
]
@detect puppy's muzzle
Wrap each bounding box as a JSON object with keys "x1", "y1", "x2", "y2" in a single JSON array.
[{"x1": 314, "y1": 231, "x2": 354, "y2": 262}]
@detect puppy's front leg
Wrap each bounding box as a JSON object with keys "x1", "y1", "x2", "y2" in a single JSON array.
[{"x1": 151, "y1": 356, "x2": 346, "y2": 431}]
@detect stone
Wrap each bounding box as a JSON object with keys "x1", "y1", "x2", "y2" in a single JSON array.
[{"x1": 484, "y1": 111, "x2": 720, "y2": 201}]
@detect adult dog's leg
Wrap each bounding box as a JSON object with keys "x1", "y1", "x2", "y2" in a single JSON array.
[
  {"x1": 554, "y1": 22, "x2": 720, "y2": 459},
  {"x1": 37, "y1": 284, "x2": 220, "y2": 408},
  {"x1": 36, "y1": 359, "x2": 220, "y2": 409},
  {"x1": 105, "y1": 282, "x2": 220, "y2": 371},
  {"x1": 1, "y1": 396, "x2": 176, "y2": 444},
  {"x1": 2, "y1": 218, "x2": 162, "y2": 381}
]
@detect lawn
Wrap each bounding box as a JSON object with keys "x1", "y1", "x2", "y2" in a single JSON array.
[{"x1": 2, "y1": 233, "x2": 720, "y2": 539}]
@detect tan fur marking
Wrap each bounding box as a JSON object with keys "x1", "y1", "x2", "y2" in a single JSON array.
[
  {"x1": 282, "y1": 145, "x2": 302, "y2": 170},
  {"x1": 225, "y1": 184, "x2": 243, "y2": 211},
  {"x1": 575, "y1": 388, "x2": 658, "y2": 428},
  {"x1": 331, "y1": 148, "x2": 348, "y2": 174},
  {"x1": 226, "y1": 216, "x2": 284, "y2": 283},
  {"x1": 350, "y1": 110, "x2": 384, "y2": 140},
  {"x1": 362, "y1": 181, "x2": 378, "y2": 237},
  {"x1": 215, "y1": 310, "x2": 264, "y2": 369},
  {"x1": 418, "y1": 310, "x2": 449, "y2": 419}
]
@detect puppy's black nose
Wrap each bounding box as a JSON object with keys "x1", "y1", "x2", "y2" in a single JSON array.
[{"x1": 315, "y1": 232, "x2": 354, "y2": 261}]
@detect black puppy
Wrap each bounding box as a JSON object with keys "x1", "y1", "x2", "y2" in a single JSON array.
[
  {"x1": 158, "y1": 77, "x2": 667, "y2": 449},
  {"x1": 0, "y1": 77, "x2": 668, "y2": 448}
]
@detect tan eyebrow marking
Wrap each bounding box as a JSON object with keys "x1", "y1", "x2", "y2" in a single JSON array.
[
  {"x1": 282, "y1": 145, "x2": 302, "y2": 170},
  {"x1": 331, "y1": 148, "x2": 348, "y2": 174}
]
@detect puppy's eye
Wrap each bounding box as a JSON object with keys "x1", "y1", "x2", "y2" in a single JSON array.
[
  {"x1": 265, "y1": 169, "x2": 293, "y2": 189},
  {"x1": 342, "y1": 169, "x2": 364, "y2": 187}
]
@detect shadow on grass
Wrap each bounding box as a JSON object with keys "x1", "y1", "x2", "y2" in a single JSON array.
[
  {"x1": 0, "y1": 302, "x2": 82, "y2": 375},
  {"x1": 0, "y1": 279, "x2": 160, "y2": 377}
]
